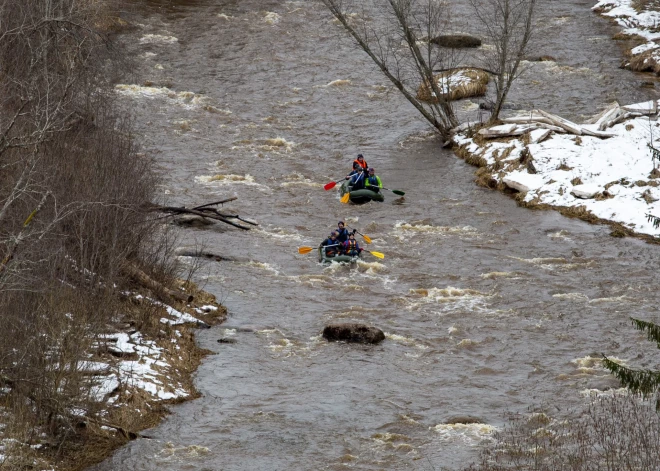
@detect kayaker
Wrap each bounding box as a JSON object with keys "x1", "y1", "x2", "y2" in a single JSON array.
[
  {"x1": 343, "y1": 232, "x2": 363, "y2": 257},
  {"x1": 353, "y1": 153, "x2": 368, "y2": 170},
  {"x1": 320, "y1": 231, "x2": 341, "y2": 257},
  {"x1": 336, "y1": 221, "x2": 352, "y2": 243},
  {"x1": 365, "y1": 168, "x2": 383, "y2": 193}
]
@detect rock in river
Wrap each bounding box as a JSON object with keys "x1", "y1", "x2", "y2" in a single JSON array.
[{"x1": 322, "y1": 323, "x2": 385, "y2": 344}]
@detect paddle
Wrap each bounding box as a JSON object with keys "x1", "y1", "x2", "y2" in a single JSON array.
[
  {"x1": 340, "y1": 193, "x2": 350, "y2": 204},
  {"x1": 298, "y1": 245, "x2": 383, "y2": 259},
  {"x1": 348, "y1": 227, "x2": 372, "y2": 244},
  {"x1": 381, "y1": 187, "x2": 405, "y2": 196},
  {"x1": 298, "y1": 244, "x2": 339, "y2": 254},
  {"x1": 323, "y1": 179, "x2": 344, "y2": 191}
]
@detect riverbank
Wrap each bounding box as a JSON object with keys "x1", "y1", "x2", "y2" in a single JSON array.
[
  {"x1": 453, "y1": 100, "x2": 660, "y2": 242},
  {"x1": 0, "y1": 279, "x2": 226, "y2": 471},
  {"x1": 593, "y1": 0, "x2": 660, "y2": 75},
  {"x1": 451, "y1": 1, "x2": 660, "y2": 243}
]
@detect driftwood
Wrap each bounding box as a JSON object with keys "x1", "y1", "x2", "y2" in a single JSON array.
[
  {"x1": 121, "y1": 263, "x2": 193, "y2": 303},
  {"x1": 174, "y1": 247, "x2": 249, "y2": 263},
  {"x1": 150, "y1": 199, "x2": 257, "y2": 231}
]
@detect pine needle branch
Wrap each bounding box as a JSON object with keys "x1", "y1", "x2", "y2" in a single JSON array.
[
  {"x1": 602, "y1": 355, "x2": 660, "y2": 397},
  {"x1": 647, "y1": 213, "x2": 660, "y2": 229},
  {"x1": 631, "y1": 317, "x2": 660, "y2": 348}
]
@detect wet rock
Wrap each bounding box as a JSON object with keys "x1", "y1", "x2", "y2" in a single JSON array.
[
  {"x1": 430, "y1": 34, "x2": 482, "y2": 48},
  {"x1": 322, "y1": 323, "x2": 385, "y2": 344},
  {"x1": 217, "y1": 338, "x2": 237, "y2": 344}
]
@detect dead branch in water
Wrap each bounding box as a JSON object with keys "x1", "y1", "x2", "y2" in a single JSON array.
[{"x1": 150, "y1": 200, "x2": 258, "y2": 231}]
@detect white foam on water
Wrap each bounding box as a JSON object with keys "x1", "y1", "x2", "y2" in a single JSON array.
[
  {"x1": 254, "y1": 226, "x2": 304, "y2": 241},
  {"x1": 431, "y1": 423, "x2": 497, "y2": 444},
  {"x1": 588, "y1": 295, "x2": 627, "y2": 304},
  {"x1": 553, "y1": 292, "x2": 589, "y2": 301},
  {"x1": 548, "y1": 230, "x2": 572, "y2": 240},
  {"x1": 480, "y1": 271, "x2": 515, "y2": 279},
  {"x1": 139, "y1": 34, "x2": 178, "y2": 44},
  {"x1": 262, "y1": 137, "x2": 296, "y2": 152},
  {"x1": 239, "y1": 261, "x2": 280, "y2": 275},
  {"x1": 194, "y1": 174, "x2": 270, "y2": 191},
  {"x1": 115, "y1": 85, "x2": 212, "y2": 109},
  {"x1": 263, "y1": 12, "x2": 281, "y2": 25},
  {"x1": 394, "y1": 221, "x2": 479, "y2": 237},
  {"x1": 217, "y1": 13, "x2": 233, "y2": 20},
  {"x1": 580, "y1": 388, "x2": 630, "y2": 398},
  {"x1": 325, "y1": 79, "x2": 352, "y2": 87}
]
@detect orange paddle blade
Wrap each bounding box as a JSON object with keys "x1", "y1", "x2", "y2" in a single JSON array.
[
  {"x1": 340, "y1": 193, "x2": 350, "y2": 204},
  {"x1": 324, "y1": 181, "x2": 337, "y2": 191},
  {"x1": 362, "y1": 234, "x2": 372, "y2": 244},
  {"x1": 298, "y1": 246, "x2": 314, "y2": 254}
]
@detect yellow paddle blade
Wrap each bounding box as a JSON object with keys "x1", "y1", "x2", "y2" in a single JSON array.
[
  {"x1": 340, "y1": 193, "x2": 350, "y2": 204},
  {"x1": 298, "y1": 246, "x2": 314, "y2": 254},
  {"x1": 362, "y1": 234, "x2": 372, "y2": 244},
  {"x1": 368, "y1": 251, "x2": 384, "y2": 259}
]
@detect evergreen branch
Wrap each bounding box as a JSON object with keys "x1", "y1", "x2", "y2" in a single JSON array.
[
  {"x1": 631, "y1": 317, "x2": 660, "y2": 348},
  {"x1": 646, "y1": 213, "x2": 660, "y2": 229},
  {"x1": 602, "y1": 355, "x2": 660, "y2": 397}
]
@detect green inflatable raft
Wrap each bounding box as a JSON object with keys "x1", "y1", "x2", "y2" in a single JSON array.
[
  {"x1": 318, "y1": 246, "x2": 360, "y2": 264},
  {"x1": 340, "y1": 180, "x2": 385, "y2": 204}
]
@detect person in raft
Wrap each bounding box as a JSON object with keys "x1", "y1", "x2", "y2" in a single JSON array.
[
  {"x1": 336, "y1": 221, "x2": 353, "y2": 243},
  {"x1": 364, "y1": 167, "x2": 383, "y2": 193},
  {"x1": 353, "y1": 153, "x2": 368, "y2": 170},
  {"x1": 343, "y1": 232, "x2": 363, "y2": 257},
  {"x1": 320, "y1": 231, "x2": 342, "y2": 257},
  {"x1": 346, "y1": 164, "x2": 366, "y2": 190}
]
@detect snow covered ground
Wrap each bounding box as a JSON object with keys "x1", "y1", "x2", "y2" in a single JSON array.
[
  {"x1": 594, "y1": 0, "x2": 660, "y2": 71},
  {"x1": 89, "y1": 295, "x2": 220, "y2": 402},
  {"x1": 455, "y1": 100, "x2": 660, "y2": 238}
]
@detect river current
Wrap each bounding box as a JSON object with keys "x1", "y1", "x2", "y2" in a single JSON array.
[{"x1": 94, "y1": 1, "x2": 660, "y2": 469}]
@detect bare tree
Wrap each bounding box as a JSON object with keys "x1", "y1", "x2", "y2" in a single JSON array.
[
  {"x1": 468, "y1": 0, "x2": 536, "y2": 122},
  {"x1": 319, "y1": 0, "x2": 462, "y2": 140}
]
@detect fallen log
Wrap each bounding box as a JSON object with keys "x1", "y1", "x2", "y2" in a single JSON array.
[
  {"x1": 121, "y1": 263, "x2": 193, "y2": 303},
  {"x1": 174, "y1": 247, "x2": 249, "y2": 262},
  {"x1": 537, "y1": 110, "x2": 583, "y2": 135}
]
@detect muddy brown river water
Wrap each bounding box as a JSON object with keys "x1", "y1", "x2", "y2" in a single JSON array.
[{"x1": 93, "y1": 1, "x2": 660, "y2": 469}]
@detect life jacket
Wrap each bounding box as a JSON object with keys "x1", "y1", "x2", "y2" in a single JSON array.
[
  {"x1": 353, "y1": 158, "x2": 368, "y2": 169},
  {"x1": 336, "y1": 228, "x2": 350, "y2": 243},
  {"x1": 366, "y1": 175, "x2": 381, "y2": 188},
  {"x1": 322, "y1": 238, "x2": 340, "y2": 256},
  {"x1": 344, "y1": 239, "x2": 359, "y2": 254}
]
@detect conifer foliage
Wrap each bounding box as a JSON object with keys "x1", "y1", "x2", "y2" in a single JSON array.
[{"x1": 604, "y1": 317, "x2": 660, "y2": 402}]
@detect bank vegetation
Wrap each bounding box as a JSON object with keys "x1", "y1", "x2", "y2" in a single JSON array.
[{"x1": 0, "y1": 1, "x2": 222, "y2": 469}]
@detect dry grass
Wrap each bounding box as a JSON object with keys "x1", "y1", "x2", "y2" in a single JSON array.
[
  {"x1": 628, "y1": 48, "x2": 660, "y2": 74},
  {"x1": 417, "y1": 68, "x2": 489, "y2": 102}
]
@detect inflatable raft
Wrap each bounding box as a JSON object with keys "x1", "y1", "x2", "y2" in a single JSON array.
[
  {"x1": 318, "y1": 246, "x2": 359, "y2": 264},
  {"x1": 340, "y1": 180, "x2": 385, "y2": 205}
]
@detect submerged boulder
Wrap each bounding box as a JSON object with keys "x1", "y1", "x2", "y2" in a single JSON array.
[
  {"x1": 322, "y1": 323, "x2": 385, "y2": 344},
  {"x1": 431, "y1": 34, "x2": 482, "y2": 48}
]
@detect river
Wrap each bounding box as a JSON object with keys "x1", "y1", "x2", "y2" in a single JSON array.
[{"x1": 94, "y1": 0, "x2": 660, "y2": 469}]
